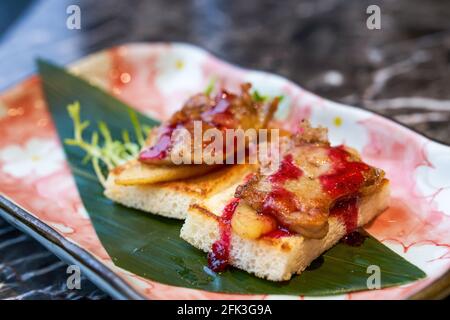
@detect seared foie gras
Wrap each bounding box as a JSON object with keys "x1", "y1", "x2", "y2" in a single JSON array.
[{"x1": 235, "y1": 120, "x2": 385, "y2": 238}]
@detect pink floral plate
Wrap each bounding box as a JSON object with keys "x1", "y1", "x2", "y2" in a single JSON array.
[{"x1": 0, "y1": 43, "x2": 449, "y2": 299}]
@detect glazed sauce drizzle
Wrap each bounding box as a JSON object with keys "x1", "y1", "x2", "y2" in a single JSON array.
[
  {"x1": 268, "y1": 154, "x2": 303, "y2": 184},
  {"x1": 320, "y1": 146, "x2": 370, "y2": 234},
  {"x1": 207, "y1": 198, "x2": 240, "y2": 272},
  {"x1": 201, "y1": 91, "x2": 236, "y2": 128},
  {"x1": 139, "y1": 91, "x2": 236, "y2": 161},
  {"x1": 139, "y1": 124, "x2": 177, "y2": 161},
  {"x1": 319, "y1": 146, "x2": 369, "y2": 198},
  {"x1": 262, "y1": 154, "x2": 303, "y2": 238},
  {"x1": 330, "y1": 197, "x2": 359, "y2": 234}
]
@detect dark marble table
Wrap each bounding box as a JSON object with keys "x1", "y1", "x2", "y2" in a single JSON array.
[{"x1": 0, "y1": 0, "x2": 449, "y2": 299}]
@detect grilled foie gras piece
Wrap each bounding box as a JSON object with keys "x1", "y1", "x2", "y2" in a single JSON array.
[
  {"x1": 234, "y1": 120, "x2": 386, "y2": 239},
  {"x1": 114, "y1": 83, "x2": 278, "y2": 186},
  {"x1": 138, "y1": 83, "x2": 279, "y2": 165}
]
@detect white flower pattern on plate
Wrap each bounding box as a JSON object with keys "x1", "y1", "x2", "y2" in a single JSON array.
[
  {"x1": 155, "y1": 48, "x2": 203, "y2": 95},
  {"x1": 0, "y1": 138, "x2": 64, "y2": 178}
]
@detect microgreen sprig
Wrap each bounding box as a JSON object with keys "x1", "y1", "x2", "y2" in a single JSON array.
[
  {"x1": 204, "y1": 78, "x2": 216, "y2": 96},
  {"x1": 64, "y1": 101, "x2": 147, "y2": 187}
]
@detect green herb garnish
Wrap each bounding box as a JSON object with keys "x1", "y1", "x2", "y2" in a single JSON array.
[
  {"x1": 252, "y1": 90, "x2": 284, "y2": 104},
  {"x1": 64, "y1": 101, "x2": 147, "y2": 186},
  {"x1": 204, "y1": 78, "x2": 216, "y2": 96},
  {"x1": 251, "y1": 90, "x2": 268, "y2": 102}
]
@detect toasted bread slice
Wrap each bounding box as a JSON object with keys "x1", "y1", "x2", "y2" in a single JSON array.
[
  {"x1": 104, "y1": 163, "x2": 256, "y2": 219},
  {"x1": 180, "y1": 179, "x2": 390, "y2": 281}
]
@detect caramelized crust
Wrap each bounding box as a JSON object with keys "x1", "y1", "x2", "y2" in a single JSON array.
[
  {"x1": 139, "y1": 83, "x2": 279, "y2": 165},
  {"x1": 235, "y1": 120, "x2": 386, "y2": 239}
]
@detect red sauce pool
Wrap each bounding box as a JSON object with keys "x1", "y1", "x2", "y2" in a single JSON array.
[
  {"x1": 207, "y1": 198, "x2": 240, "y2": 272},
  {"x1": 319, "y1": 146, "x2": 369, "y2": 198}
]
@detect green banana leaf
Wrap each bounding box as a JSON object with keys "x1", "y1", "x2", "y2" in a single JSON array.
[{"x1": 37, "y1": 59, "x2": 425, "y2": 296}]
